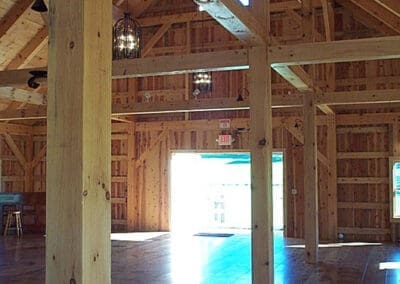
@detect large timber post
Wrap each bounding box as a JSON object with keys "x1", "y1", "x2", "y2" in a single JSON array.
[
  {"x1": 249, "y1": 0, "x2": 273, "y2": 282},
  {"x1": 46, "y1": 0, "x2": 112, "y2": 282}
]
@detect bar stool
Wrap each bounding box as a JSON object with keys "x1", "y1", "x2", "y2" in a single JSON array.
[{"x1": 3, "y1": 210, "x2": 23, "y2": 237}]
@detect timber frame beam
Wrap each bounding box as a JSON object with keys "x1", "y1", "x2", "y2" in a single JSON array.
[
  {"x1": 1, "y1": 89, "x2": 400, "y2": 120},
  {"x1": 0, "y1": 50, "x2": 248, "y2": 87},
  {"x1": 269, "y1": 35, "x2": 400, "y2": 66},
  {"x1": 193, "y1": 0, "x2": 267, "y2": 45},
  {"x1": 2, "y1": 35, "x2": 400, "y2": 86}
]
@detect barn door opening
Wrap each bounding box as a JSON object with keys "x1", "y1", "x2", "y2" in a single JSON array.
[
  {"x1": 273, "y1": 152, "x2": 284, "y2": 231},
  {"x1": 170, "y1": 151, "x2": 285, "y2": 234},
  {"x1": 170, "y1": 152, "x2": 251, "y2": 235}
]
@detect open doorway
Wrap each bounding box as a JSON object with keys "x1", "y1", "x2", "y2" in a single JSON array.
[
  {"x1": 169, "y1": 151, "x2": 285, "y2": 282},
  {"x1": 170, "y1": 152, "x2": 251, "y2": 235},
  {"x1": 273, "y1": 152, "x2": 284, "y2": 231},
  {"x1": 170, "y1": 151, "x2": 284, "y2": 234}
]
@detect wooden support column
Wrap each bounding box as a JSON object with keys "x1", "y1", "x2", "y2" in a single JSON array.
[
  {"x1": 326, "y1": 114, "x2": 337, "y2": 241},
  {"x1": 184, "y1": 21, "x2": 191, "y2": 122},
  {"x1": 303, "y1": 92, "x2": 318, "y2": 264},
  {"x1": 249, "y1": 0, "x2": 272, "y2": 282},
  {"x1": 24, "y1": 134, "x2": 33, "y2": 192},
  {"x1": 46, "y1": 0, "x2": 112, "y2": 283},
  {"x1": 249, "y1": 45, "x2": 273, "y2": 284},
  {"x1": 389, "y1": 120, "x2": 400, "y2": 242},
  {"x1": 127, "y1": 122, "x2": 136, "y2": 231}
]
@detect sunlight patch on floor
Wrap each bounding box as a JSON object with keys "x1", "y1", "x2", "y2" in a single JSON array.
[
  {"x1": 286, "y1": 242, "x2": 382, "y2": 249},
  {"x1": 111, "y1": 232, "x2": 167, "y2": 242},
  {"x1": 379, "y1": 262, "x2": 400, "y2": 270}
]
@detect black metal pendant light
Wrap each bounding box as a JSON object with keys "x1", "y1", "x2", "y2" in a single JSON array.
[
  {"x1": 112, "y1": 0, "x2": 141, "y2": 60},
  {"x1": 193, "y1": 72, "x2": 212, "y2": 94},
  {"x1": 31, "y1": 0, "x2": 48, "y2": 12},
  {"x1": 192, "y1": 12, "x2": 212, "y2": 95}
]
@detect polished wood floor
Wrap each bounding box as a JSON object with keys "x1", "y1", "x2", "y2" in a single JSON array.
[{"x1": 0, "y1": 231, "x2": 399, "y2": 283}]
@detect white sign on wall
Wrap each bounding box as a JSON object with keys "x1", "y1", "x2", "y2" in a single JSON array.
[{"x1": 219, "y1": 119, "x2": 231, "y2": 129}]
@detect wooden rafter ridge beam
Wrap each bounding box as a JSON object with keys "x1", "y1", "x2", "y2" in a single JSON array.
[
  {"x1": 0, "y1": 87, "x2": 46, "y2": 105},
  {"x1": 269, "y1": 36, "x2": 400, "y2": 66},
  {"x1": 112, "y1": 49, "x2": 248, "y2": 78},
  {"x1": 336, "y1": 0, "x2": 397, "y2": 36},
  {"x1": 375, "y1": 0, "x2": 400, "y2": 17},
  {"x1": 194, "y1": 0, "x2": 267, "y2": 46},
  {"x1": 348, "y1": 0, "x2": 400, "y2": 33},
  {"x1": 0, "y1": 0, "x2": 33, "y2": 39},
  {"x1": 6, "y1": 26, "x2": 48, "y2": 70}
]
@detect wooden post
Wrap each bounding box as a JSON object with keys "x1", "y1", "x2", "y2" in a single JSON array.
[
  {"x1": 127, "y1": 122, "x2": 136, "y2": 231},
  {"x1": 390, "y1": 120, "x2": 399, "y2": 242},
  {"x1": 24, "y1": 134, "x2": 33, "y2": 192},
  {"x1": 249, "y1": 0, "x2": 272, "y2": 282},
  {"x1": 303, "y1": 91, "x2": 318, "y2": 264},
  {"x1": 327, "y1": 114, "x2": 337, "y2": 241},
  {"x1": 46, "y1": 0, "x2": 112, "y2": 283},
  {"x1": 249, "y1": 45, "x2": 273, "y2": 284}
]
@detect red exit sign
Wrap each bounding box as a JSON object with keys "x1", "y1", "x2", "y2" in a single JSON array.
[{"x1": 218, "y1": 134, "x2": 233, "y2": 146}]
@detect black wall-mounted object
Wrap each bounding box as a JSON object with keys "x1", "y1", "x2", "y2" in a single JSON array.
[{"x1": 28, "y1": 70, "x2": 47, "y2": 89}]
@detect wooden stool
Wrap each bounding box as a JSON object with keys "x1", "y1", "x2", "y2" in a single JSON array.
[{"x1": 3, "y1": 211, "x2": 23, "y2": 237}]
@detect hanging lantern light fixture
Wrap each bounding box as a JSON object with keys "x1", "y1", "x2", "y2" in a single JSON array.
[
  {"x1": 193, "y1": 72, "x2": 212, "y2": 95},
  {"x1": 112, "y1": 1, "x2": 141, "y2": 60},
  {"x1": 192, "y1": 11, "x2": 212, "y2": 96}
]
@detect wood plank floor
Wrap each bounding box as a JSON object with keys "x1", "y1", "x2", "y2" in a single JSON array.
[{"x1": 0, "y1": 231, "x2": 399, "y2": 283}]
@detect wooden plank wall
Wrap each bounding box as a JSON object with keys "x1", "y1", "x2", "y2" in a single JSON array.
[
  {"x1": 1, "y1": 1, "x2": 399, "y2": 241},
  {"x1": 337, "y1": 126, "x2": 390, "y2": 241},
  {"x1": 111, "y1": 128, "x2": 129, "y2": 232},
  {"x1": 1, "y1": 134, "x2": 25, "y2": 192}
]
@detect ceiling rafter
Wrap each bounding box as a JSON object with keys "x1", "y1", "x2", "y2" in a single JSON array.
[
  {"x1": 0, "y1": 0, "x2": 34, "y2": 39},
  {"x1": 348, "y1": 0, "x2": 400, "y2": 33},
  {"x1": 336, "y1": 0, "x2": 397, "y2": 35},
  {"x1": 374, "y1": 0, "x2": 400, "y2": 18},
  {"x1": 6, "y1": 26, "x2": 48, "y2": 70},
  {"x1": 321, "y1": 0, "x2": 335, "y2": 41},
  {"x1": 193, "y1": 0, "x2": 267, "y2": 46},
  {"x1": 141, "y1": 22, "x2": 172, "y2": 57}
]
